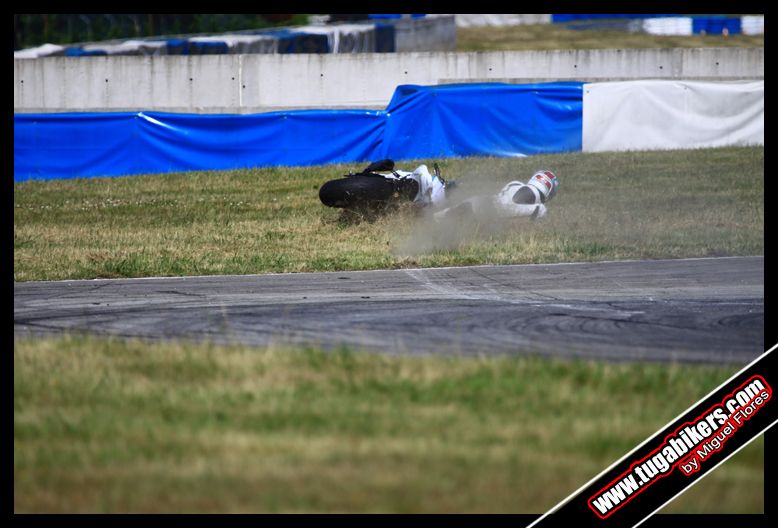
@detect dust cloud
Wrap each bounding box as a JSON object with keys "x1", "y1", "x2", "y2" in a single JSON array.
[{"x1": 391, "y1": 164, "x2": 533, "y2": 256}]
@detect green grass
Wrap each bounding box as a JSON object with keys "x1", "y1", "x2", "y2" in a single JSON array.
[
  {"x1": 13, "y1": 146, "x2": 764, "y2": 281},
  {"x1": 13, "y1": 22, "x2": 766, "y2": 515},
  {"x1": 13, "y1": 148, "x2": 765, "y2": 514},
  {"x1": 456, "y1": 22, "x2": 764, "y2": 52},
  {"x1": 13, "y1": 335, "x2": 763, "y2": 513}
]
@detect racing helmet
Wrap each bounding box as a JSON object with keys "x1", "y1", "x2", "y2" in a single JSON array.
[{"x1": 527, "y1": 170, "x2": 559, "y2": 203}]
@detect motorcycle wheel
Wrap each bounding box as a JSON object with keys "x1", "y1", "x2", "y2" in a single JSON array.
[{"x1": 319, "y1": 175, "x2": 401, "y2": 209}]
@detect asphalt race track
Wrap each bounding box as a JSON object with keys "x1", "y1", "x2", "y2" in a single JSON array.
[{"x1": 14, "y1": 256, "x2": 764, "y2": 364}]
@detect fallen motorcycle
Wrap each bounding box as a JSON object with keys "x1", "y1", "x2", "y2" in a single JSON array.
[{"x1": 318, "y1": 159, "x2": 451, "y2": 211}]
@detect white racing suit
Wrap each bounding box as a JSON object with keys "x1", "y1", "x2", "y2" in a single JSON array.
[
  {"x1": 434, "y1": 180, "x2": 547, "y2": 222},
  {"x1": 379, "y1": 164, "x2": 448, "y2": 206}
]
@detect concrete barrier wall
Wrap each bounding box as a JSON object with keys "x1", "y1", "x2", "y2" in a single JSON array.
[
  {"x1": 14, "y1": 47, "x2": 763, "y2": 114},
  {"x1": 383, "y1": 15, "x2": 457, "y2": 52}
]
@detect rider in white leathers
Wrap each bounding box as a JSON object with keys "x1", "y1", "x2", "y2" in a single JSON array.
[
  {"x1": 354, "y1": 160, "x2": 558, "y2": 219},
  {"x1": 433, "y1": 169, "x2": 559, "y2": 221}
]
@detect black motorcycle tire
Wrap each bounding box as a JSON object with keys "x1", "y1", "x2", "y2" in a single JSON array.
[{"x1": 319, "y1": 175, "x2": 401, "y2": 209}]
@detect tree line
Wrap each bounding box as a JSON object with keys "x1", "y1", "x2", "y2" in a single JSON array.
[{"x1": 13, "y1": 14, "x2": 310, "y2": 51}]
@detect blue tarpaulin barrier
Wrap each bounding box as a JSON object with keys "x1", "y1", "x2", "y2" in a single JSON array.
[
  {"x1": 14, "y1": 82, "x2": 584, "y2": 181},
  {"x1": 379, "y1": 82, "x2": 582, "y2": 160},
  {"x1": 14, "y1": 110, "x2": 386, "y2": 180},
  {"x1": 553, "y1": 14, "x2": 745, "y2": 35},
  {"x1": 64, "y1": 47, "x2": 108, "y2": 56},
  {"x1": 261, "y1": 29, "x2": 330, "y2": 53},
  {"x1": 368, "y1": 14, "x2": 426, "y2": 19},
  {"x1": 692, "y1": 16, "x2": 742, "y2": 35},
  {"x1": 15, "y1": 112, "x2": 140, "y2": 178},
  {"x1": 552, "y1": 14, "x2": 678, "y2": 22},
  {"x1": 374, "y1": 23, "x2": 396, "y2": 52}
]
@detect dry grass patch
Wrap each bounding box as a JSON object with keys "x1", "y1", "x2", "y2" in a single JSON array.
[
  {"x1": 14, "y1": 335, "x2": 763, "y2": 513},
  {"x1": 456, "y1": 23, "x2": 764, "y2": 52},
  {"x1": 14, "y1": 147, "x2": 764, "y2": 281}
]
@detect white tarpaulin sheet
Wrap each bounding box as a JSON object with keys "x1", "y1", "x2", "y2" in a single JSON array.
[
  {"x1": 82, "y1": 39, "x2": 169, "y2": 55},
  {"x1": 292, "y1": 24, "x2": 377, "y2": 52},
  {"x1": 583, "y1": 80, "x2": 764, "y2": 152},
  {"x1": 187, "y1": 34, "x2": 279, "y2": 54},
  {"x1": 741, "y1": 15, "x2": 765, "y2": 35},
  {"x1": 13, "y1": 43, "x2": 65, "y2": 59},
  {"x1": 452, "y1": 14, "x2": 550, "y2": 27},
  {"x1": 641, "y1": 17, "x2": 693, "y2": 36}
]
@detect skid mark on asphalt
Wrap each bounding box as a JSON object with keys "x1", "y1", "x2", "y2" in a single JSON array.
[
  {"x1": 403, "y1": 268, "x2": 644, "y2": 318},
  {"x1": 15, "y1": 257, "x2": 764, "y2": 363}
]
